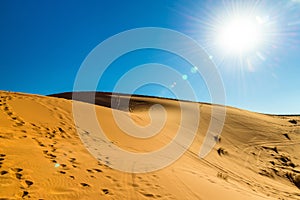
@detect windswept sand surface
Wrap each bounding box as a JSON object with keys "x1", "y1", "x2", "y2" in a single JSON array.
[{"x1": 0, "y1": 91, "x2": 300, "y2": 199}]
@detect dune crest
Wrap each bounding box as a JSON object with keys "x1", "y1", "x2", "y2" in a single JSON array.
[{"x1": 0, "y1": 91, "x2": 300, "y2": 199}]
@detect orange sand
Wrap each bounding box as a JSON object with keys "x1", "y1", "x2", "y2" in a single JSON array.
[{"x1": 0, "y1": 91, "x2": 299, "y2": 199}]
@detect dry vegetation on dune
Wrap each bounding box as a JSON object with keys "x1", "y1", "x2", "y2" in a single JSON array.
[{"x1": 0, "y1": 91, "x2": 300, "y2": 199}]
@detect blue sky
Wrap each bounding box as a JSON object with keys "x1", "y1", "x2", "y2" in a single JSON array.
[{"x1": 1, "y1": 0, "x2": 300, "y2": 114}]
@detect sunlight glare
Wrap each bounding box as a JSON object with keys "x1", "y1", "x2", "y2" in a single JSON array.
[{"x1": 217, "y1": 17, "x2": 262, "y2": 54}]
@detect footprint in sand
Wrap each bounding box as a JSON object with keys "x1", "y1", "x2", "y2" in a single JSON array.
[
  {"x1": 0, "y1": 170, "x2": 8, "y2": 175},
  {"x1": 262, "y1": 146, "x2": 278, "y2": 154},
  {"x1": 47, "y1": 153, "x2": 57, "y2": 159},
  {"x1": 59, "y1": 171, "x2": 66, "y2": 174},
  {"x1": 22, "y1": 190, "x2": 29, "y2": 198},
  {"x1": 69, "y1": 158, "x2": 79, "y2": 168},
  {"x1": 7, "y1": 167, "x2": 24, "y2": 180},
  {"x1": 72, "y1": 164, "x2": 77, "y2": 168},
  {"x1": 11, "y1": 168, "x2": 23, "y2": 173},
  {"x1": 217, "y1": 147, "x2": 228, "y2": 156},
  {"x1": 15, "y1": 173, "x2": 22, "y2": 179},
  {"x1": 60, "y1": 164, "x2": 67, "y2": 168},
  {"x1": 58, "y1": 127, "x2": 65, "y2": 133},
  {"x1": 69, "y1": 157, "x2": 77, "y2": 163},
  {"x1": 41, "y1": 149, "x2": 57, "y2": 162},
  {"x1": 0, "y1": 96, "x2": 25, "y2": 126},
  {"x1": 0, "y1": 154, "x2": 5, "y2": 168},
  {"x1": 141, "y1": 193, "x2": 155, "y2": 198},
  {"x1": 25, "y1": 180, "x2": 34, "y2": 187},
  {"x1": 93, "y1": 168, "x2": 102, "y2": 173},
  {"x1": 283, "y1": 133, "x2": 291, "y2": 140},
  {"x1": 102, "y1": 189, "x2": 109, "y2": 194},
  {"x1": 80, "y1": 183, "x2": 90, "y2": 187},
  {"x1": 289, "y1": 119, "x2": 297, "y2": 124}
]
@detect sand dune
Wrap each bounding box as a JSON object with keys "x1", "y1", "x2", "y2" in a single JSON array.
[{"x1": 0, "y1": 91, "x2": 300, "y2": 199}]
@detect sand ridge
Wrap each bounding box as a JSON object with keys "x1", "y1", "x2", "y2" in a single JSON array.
[{"x1": 0, "y1": 91, "x2": 300, "y2": 199}]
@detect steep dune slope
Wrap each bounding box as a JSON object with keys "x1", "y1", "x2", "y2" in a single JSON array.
[{"x1": 0, "y1": 91, "x2": 299, "y2": 199}]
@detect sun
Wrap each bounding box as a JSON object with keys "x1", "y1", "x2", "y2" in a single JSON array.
[
  {"x1": 217, "y1": 16, "x2": 262, "y2": 54},
  {"x1": 194, "y1": 1, "x2": 285, "y2": 72}
]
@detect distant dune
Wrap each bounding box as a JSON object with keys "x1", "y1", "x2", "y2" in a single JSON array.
[
  {"x1": 49, "y1": 91, "x2": 199, "y2": 111},
  {"x1": 0, "y1": 90, "x2": 300, "y2": 199}
]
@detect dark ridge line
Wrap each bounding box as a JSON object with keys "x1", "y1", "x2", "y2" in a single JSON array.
[{"x1": 48, "y1": 91, "x2": 215, "y2": 106}]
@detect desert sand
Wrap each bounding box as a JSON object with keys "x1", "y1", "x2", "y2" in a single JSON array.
[{"x1": 0, "y1": 90, "x2": 300, "y2": 199}]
